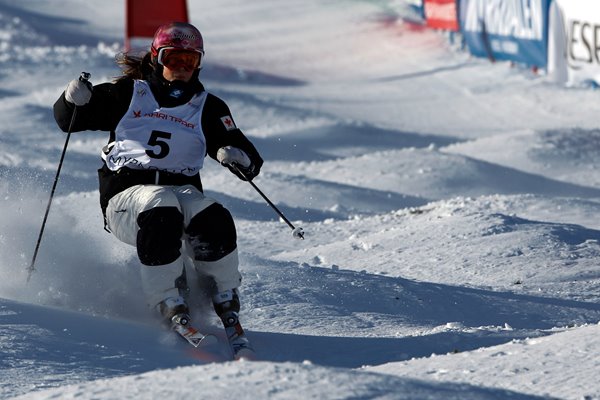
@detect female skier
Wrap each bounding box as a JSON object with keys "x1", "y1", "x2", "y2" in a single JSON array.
[{"x1": 53, "y1": 22, "x2": 262, "y2": 357}]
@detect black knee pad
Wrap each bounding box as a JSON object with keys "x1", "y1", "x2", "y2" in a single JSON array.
[
  {"x1": 136, "y1": 206, "x2": 183, "y2": 266},
  {"x1": 186, "y1": 203, "x2": 237, "y2": 261}
]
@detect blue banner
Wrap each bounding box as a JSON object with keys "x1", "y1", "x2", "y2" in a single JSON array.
[{"x1": 459, "y1": 0, "x2": 551, "y2": 67}]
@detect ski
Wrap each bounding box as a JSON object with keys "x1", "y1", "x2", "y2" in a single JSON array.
[
  {"x1": 233, "y1": 346, "x2": 256, "y2": 361},
  {"x1": 169, "y1": 312, "x2": 255, "y2": 359},
  {"x1": 171, "y1": 314, "x2": 217, "y2": 348},
  {"x1": 225, "y1": 323, "x2": 256, "y2": 360}
]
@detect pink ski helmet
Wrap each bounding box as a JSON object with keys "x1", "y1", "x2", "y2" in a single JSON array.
[{"x1": 150, "y1": 22, "x2": 204, "y2": 62}]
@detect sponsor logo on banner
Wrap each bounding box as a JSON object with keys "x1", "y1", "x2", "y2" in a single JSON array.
[
  {"x1": 567, "y1": 20, "x2": 600, "y2": 69},
  {"x1": 463, "y1": 0, "x2": 544, "y2": 40},
  {"x1": 460, "y1": 0, "x2": 550, "y2": 67}
]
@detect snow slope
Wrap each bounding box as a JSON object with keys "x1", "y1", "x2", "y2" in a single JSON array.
[{"x1": 1, "y1": 0, "x2": 599, "y2": 399}]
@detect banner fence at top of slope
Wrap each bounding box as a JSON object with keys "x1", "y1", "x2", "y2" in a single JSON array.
[
  {"x1": 458, "y1": 0, "x2": 551, "y2": 68},
  {"x1": 417, "y1": 0, "x2": 600, "y2": 85},
  {"x1": 424, "y1": 0, "x2": 459, "y2": 31},
  {"x1": 547, "y1": 0, "x2": 600, "y2": 86}
]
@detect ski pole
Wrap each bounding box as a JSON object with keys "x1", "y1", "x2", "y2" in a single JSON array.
[
  {"x1": 27, "y1": 72, "x2": 91, "y2": 282},
  {"x1": 230, "y1": 164, "x2": 304, "y2": 240}
]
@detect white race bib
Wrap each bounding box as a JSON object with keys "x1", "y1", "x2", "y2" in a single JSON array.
[{"x1": 105, "y1": 80, "x2": 208, "y2": 176}]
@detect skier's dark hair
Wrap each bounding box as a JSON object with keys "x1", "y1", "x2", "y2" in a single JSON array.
[{"x1": 114, "y1": 51, "x2": 155, "y2": 81}]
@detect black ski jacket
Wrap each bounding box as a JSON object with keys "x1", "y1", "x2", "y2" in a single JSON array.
[{"x1": 53, "y1": 76, "x2": 263, "y2": 215}]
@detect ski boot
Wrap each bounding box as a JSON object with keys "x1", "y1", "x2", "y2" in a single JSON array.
[
  {"x1": 159, "y1": 296, "x2": 191, "y2": 326},
  {"x1": 213, "y1": 289, "x2": 255, "y2": 359},
  {"x1": 159, "y1": 295, "x2": 215, "y2": 347}
]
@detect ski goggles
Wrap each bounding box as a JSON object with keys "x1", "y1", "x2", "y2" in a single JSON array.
[{"x1": 156, "y1": 47, "x2": 203, "y2": 71}]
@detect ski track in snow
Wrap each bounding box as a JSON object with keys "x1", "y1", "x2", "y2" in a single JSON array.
[{"x1": 1, "y1": 0, "x2": 600, "y2": 399}]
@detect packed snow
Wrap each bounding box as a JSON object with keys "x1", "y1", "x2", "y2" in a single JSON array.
[{"x1": 1, "y1": 0, "x2": 599, "y2": 399}]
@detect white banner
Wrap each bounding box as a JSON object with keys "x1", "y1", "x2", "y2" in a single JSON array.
[{"x1": 548, "y1": 0, "x2": 600, "y2": 85}]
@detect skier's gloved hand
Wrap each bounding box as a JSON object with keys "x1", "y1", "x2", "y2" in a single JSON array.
[
  {"x1": 217, "y1": 146, "x2": 251, "y2": 168},
  {"x1": 64, "y1": 77, "x2": 93, "y2": 106},
  {"x1": 217, "y1": 146, "x2": 259, "y2": 181}
]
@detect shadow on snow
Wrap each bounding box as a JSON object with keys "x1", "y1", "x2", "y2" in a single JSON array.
[{"x1": 240, "y1": 259, "x2": 600, "y2": 368}]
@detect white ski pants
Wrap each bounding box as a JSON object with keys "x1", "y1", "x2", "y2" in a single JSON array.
[{"x1": 105, "y1": 184, "x2": 242, "y2": 308}]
